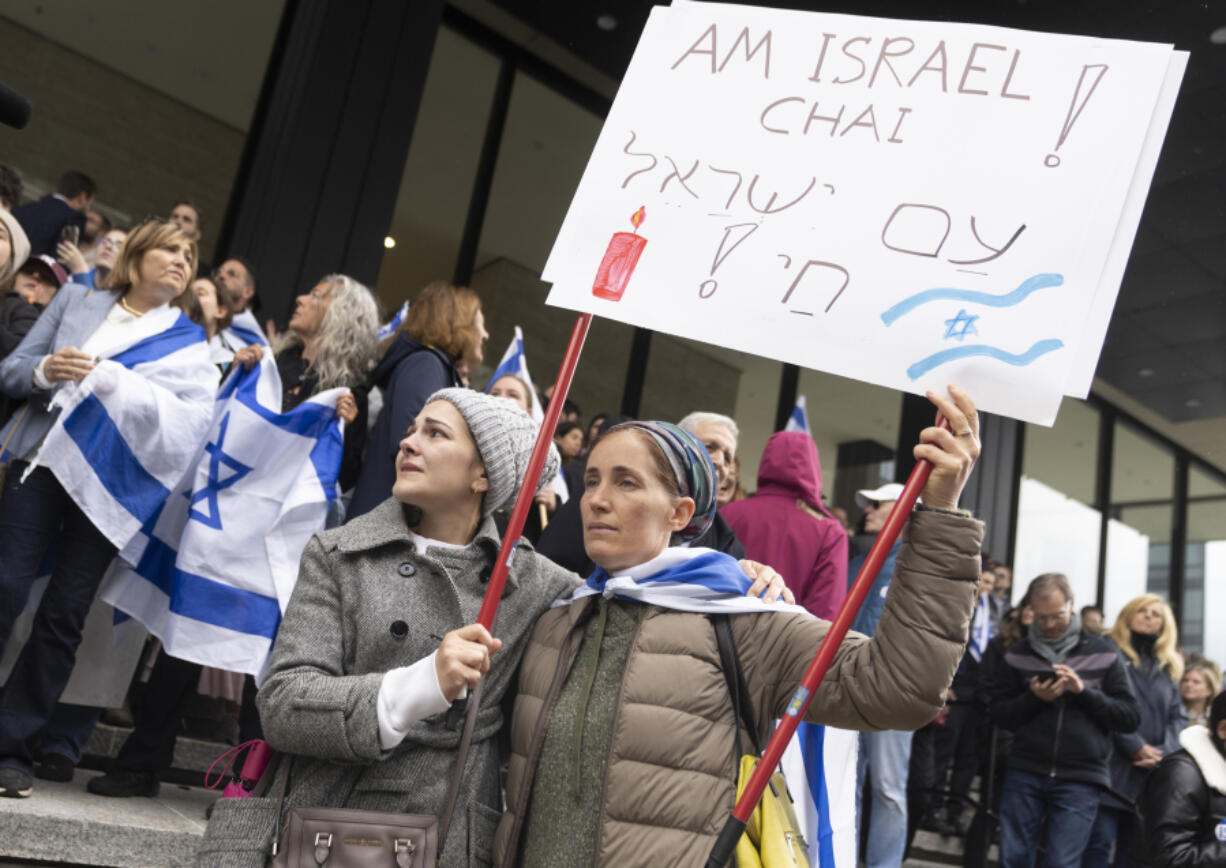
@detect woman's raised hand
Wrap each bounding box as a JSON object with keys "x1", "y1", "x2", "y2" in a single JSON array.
[
  {"x1": 234, "y1": 344, "x2": 264, "y2": 370},
  {"x1": 915, "y1": 385, "x2": 980, "y2": 511},
  {"x1": 43, "y1": 346, "x2": 95, "y2": 383},
  {"x1": 56, "y1": 240, "x2": 88, "y2": 276},
  {"x1": 739, "y1": 559, "x2": 796, "y2": 605},
  {"x1": 435, "y1": 623, "x2": 503, "y2": 702}
]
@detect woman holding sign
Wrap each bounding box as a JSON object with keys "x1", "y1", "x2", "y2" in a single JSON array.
[
  {"x1": 199, "y1": 389, "x2": 789, "y2": 867},
  {"x1": 490, "y1": 386, "x2": 984, "y2": 867}
]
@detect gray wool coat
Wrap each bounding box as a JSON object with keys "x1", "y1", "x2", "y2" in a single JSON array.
[{"x1": 195, "y1": 497, "x2": 581, "y2": 868}]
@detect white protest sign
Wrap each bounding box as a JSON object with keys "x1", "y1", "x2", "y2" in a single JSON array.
[{"x1": 541, "y1": 1, "x2": 1183, "y2": 425}]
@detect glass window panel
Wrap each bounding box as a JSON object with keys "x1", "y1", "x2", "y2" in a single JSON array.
[
  {"x1": 1022, "y1": 400, "x2": 1099, "y2": 507},
  {"x1": 1015, "y1": 399, "x2": 1102, "y2": 609},
  {"x1": 0, "y1": 3, "x2": 285, "y2": 265},
  {"x1": 1111, "y1": 422, "x2": 1175, "y2": 503},
  {"x1": 1185, "y1": 464, "x2": 1226, "y2": 659},
  {"x1": 375, "y1": 26, "x2": 501, "y2": 309}
]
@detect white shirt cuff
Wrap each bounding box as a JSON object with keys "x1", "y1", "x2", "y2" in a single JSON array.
[
  {"x1": 32, "y1": 356, "x2": 52, "y2": 390},
  {"x1": 376, "y1": 652, "x2": 454, "y2": 750}
]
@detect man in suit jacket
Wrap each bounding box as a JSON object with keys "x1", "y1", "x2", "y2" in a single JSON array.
[{"x1": 13, "y1": 170, "x2": 96, "y2": 257}]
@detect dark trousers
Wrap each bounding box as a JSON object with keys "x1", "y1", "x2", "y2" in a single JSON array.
[
  {"x1": 998, "y1": 769, "x2": 1100, "y2": 868},
  {"x1": 1082, "y1": 804, "x2": 1136, "y2": 868},
  {"x1": 115, "y1": 648, "x2": 261, "y2": 773},
  {"x1": 934, "y1": 702, "x2": 984, "y2": 820},
  {"x1": 0, "y1": 465, "x2": 117, "y2": 772}
]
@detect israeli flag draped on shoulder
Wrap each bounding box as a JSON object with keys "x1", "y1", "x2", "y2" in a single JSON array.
[
  {"x1": 225, "y1": 308, "x2": 268, "y2": 348},
  {"x1": 486, "y1": 326, "x2": 570, "y2": 502},
  {"x1": 785, "y1": 395, "x2": 811, "y2": 435},
  {"x1": 25, "y1": 305, "x2": 217, "y2": 551},
  {"x1": 557, "y1": 546, "x2": 811, "y2": 615},
  {"x1": 101, "y1": 356, "x2": 346, "y2": 676}
]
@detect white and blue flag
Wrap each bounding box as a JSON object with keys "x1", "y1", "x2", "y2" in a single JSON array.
[
  {"x1": 780, "y1": 723, "x2": 858, "y2": 868},
  {"x1": 785, "y1": 395, "x2": 811, "y2": 435},
  {"x1": 486, "y1": 326, "x2": 569, "y2": 503},
  {"x1": 377, "y1": 300, "x2": 410, "y2": 341},
  {"x1": 226, "y1": 308, "x2": 268, "y2": 348},
  {"x1": 101, "y1": 357, "x2": 346, "y2": 676},
  {"x1": 27, "y1": 306, "x2": 217, "y2": 551}
]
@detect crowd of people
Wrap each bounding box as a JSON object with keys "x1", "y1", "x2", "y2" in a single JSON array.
[{"x1": 0, "y1": 166, "x2": 1222, "y2": 868}]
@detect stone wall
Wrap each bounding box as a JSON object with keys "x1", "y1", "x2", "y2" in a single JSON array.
[{"x1": 0, "y1": 16, "x2": 246, "y2": 265}]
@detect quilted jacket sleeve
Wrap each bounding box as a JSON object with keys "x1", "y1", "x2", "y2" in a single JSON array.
[{"x1": 736, "y1": 508, "x2": 982, "y2": 732}]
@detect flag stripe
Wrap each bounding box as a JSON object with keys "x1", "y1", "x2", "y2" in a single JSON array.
[
  {"x1": 133, "y1": 532, "x2": 281, "y2": 638},
  {"x1": 227, "y1": 322, "x2": 266, "y2": 347},
  {"x1": 62, "y1": 393, "x2": 170, "y2": 524},
  {"x1": 109, "y1": 314, "x2": 207, "y2": 367},
  {"x1": 800, "y1": 723, "x2": 837, "y2": 868}
]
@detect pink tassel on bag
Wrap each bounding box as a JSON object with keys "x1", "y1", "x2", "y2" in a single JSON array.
[{"x1": 205, "y1": 738, "x2": 273, "y2": 798}]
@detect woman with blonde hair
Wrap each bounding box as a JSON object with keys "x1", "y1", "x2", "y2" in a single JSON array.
[
  {"x1": 1180, "y1": 660, "x2": 1221, "y2": 728},
  {"x1": 0, "y1": 218, "x2": 216, "y2": 798},
  {"x1": 1083, "y1": 594, "x2": 1186, "y2": 868},
  {"x1": 349, "y1": 280, "x2": 488, "y2": 518}
]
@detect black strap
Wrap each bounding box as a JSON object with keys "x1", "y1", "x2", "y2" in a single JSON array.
[{"x1": 712, "y1": 614, "x2": 761, "y2": 755}]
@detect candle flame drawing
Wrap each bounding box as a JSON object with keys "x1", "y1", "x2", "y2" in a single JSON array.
[{"x1": 592, "y1": 205, "x2": 649, "y2": 302}]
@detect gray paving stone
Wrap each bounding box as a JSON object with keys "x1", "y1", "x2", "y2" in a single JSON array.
[
  {"x1": 83, "y1": 723, "x2": 228, "y2": 776},
  {"x1": 0, "y1": 770, "x2": 220, "y2": 868}
]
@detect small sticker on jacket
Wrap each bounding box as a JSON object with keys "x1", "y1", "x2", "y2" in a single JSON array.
[{"x1": 785, "y1": 686, "x2": 811, "y2": 718}]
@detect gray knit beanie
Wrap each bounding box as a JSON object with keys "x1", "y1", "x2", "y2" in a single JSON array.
[{"x1": 426, "y1": 387, "x2": 561, "y2": 517}]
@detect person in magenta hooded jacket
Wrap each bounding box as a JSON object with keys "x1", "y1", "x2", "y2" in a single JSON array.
[{"x1": 721, "y1": 430, "x2": 848, "y2": 619}]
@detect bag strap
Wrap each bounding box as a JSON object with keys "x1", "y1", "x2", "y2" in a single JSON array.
[
  {"x1": 712, "y1": 614, "x2": 761, "y2": 755},
  {"x1": 436, "y1": 677, "x2": 483, "y2": 857}
]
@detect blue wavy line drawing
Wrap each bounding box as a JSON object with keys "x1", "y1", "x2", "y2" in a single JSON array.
[
  {"x1": 906, "y1": 339, "x2": 1065, "y2": 380},
  {"x1": 881, "y1": 273, "x2": 1064, "y2": 326}
]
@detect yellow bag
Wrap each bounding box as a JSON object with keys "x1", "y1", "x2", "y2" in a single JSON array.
[{"x1": 733, "y1": 754, "x2": 811, "y2": 867}]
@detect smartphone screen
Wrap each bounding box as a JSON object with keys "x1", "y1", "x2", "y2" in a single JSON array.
[{"x1": 60, "y1": 224, "x2": 80, "y2": 246}]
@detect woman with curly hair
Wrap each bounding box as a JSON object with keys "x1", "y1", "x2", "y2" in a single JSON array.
[
  {"x1": 349, "y1": 280, "x2": 488, "y2": 519},
  {"x1": 87, "y1": 274, "x2": 378, "y2": 799},
  {"x1": 1083, "y1": 594, "x2": 1186, "y2": 868}
]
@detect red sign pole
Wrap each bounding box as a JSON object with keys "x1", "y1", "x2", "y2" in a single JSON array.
[
  {"x1": 705, "y1": 419, "x2": 949, "y2": 867},
  {"x1": 477, "y1": 313, "x2": 593, "y2": 630}
]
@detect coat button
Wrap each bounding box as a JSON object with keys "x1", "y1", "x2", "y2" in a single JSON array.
[
  {"x1": 390, "y1": 621, "x2": 408, "y2": 640},
  {"x1": 398, "y1": 562, "x2": 416, "y2": 577}
]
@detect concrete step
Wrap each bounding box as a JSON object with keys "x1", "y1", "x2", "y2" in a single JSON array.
[
  {"x1": 0, "y1": 769, "x2": 219, "y2": 868},
  {"x1": 82, "y1": 722, "x2": 231, "y2": 779}
]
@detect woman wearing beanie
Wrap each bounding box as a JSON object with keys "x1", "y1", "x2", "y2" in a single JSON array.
[
  {"x1": 0, "y1": 207, "x2": 33, "y2": 360},
  {"x1": 491, "y1": 386, "x2": 986, "y2": 867},
  {"x1": 199, "y1": 388, "x2": 787, "y2": 867},
  {"x1": 1083, "y1": 595, "x2": 1186, "y2": 868}
]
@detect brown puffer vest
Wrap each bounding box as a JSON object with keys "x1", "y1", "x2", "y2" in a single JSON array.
[{"x1": 493, "y1": 508, "x2": 984, "y2": 867}]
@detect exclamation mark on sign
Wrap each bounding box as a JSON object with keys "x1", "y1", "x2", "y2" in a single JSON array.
[{"x1": 1045, "y1": 64, "x2": 1109, "y2": 167}]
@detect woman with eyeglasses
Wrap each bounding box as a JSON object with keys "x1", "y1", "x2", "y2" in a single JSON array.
[
  {"x1": 0, "y1": 219, "x2": 217, "y2": 799},
  {"x1": 56, "y1": 226, "x2": 127, "y2": 291}
]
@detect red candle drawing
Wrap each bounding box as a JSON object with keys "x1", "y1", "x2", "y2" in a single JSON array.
[{"x1": 592, "y1": 206, "x2": 647, "y2": 302}]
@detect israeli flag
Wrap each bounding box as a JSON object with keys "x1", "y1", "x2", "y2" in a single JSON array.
[
  {"x1": 779, "y1": 723, "x2": 858, "y2": 868},
  {"x1": 785, "y1": 395, "x2": 811, "y2": 435},
  {"x1": 100, "y1": 357, "x2": 346, "y2": 676},
  {"x1": 377, "y1": 300, "x2": 409, "y2": 341},
  {"x1": 226, "y1": 308, "x2": 268, "y2": 348},
  {"x1": 27, "y1": 306, "x2": 217, "y2": 551},
  {"x1": 486, "y1": 326, "x2": 545, "y2": 423},
  {"x1": 486, "y1": 326, "x2": 569, "y2": 503}
]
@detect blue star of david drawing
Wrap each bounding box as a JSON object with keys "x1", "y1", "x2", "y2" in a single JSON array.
[
  {"x1": 188, "y1": 412, "x2": 253, "y2": 530},
  {"x1": 943, "y1": 309, "x2": 979, "y2": 341}
]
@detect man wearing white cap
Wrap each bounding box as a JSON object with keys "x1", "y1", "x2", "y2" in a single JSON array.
[{"x1": 850, "y1": 480, "x2": 917, "y2": 868}]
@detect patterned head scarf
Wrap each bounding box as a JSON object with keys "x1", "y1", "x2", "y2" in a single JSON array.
[{"x1": 604, "y1": 420, "x2": 717, "y2": 543}]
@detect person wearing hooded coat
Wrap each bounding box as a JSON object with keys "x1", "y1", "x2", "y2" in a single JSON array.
[
  {"x1": 0, "y1": 208, "x2": 34, "y2": 359},
  {"x1": 720, "y1": 430, "x2": 848, "y2": 619}
]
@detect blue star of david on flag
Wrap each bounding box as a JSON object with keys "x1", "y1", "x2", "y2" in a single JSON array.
[{"x1": 188, "y1": 412, "x2": 253, "y2": 529}]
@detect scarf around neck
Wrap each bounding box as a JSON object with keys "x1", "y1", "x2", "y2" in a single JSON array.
[
  {"x1": 556, "y1": 546, "x2": 811, "y2": 617},
  {"x1": 1029, "y1": 611, "x2": 1082, "y2": 664}
]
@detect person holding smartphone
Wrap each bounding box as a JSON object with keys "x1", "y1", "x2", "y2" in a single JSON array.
[{"x1": 11, "y1": 170, "x2": 95, "y2": 258}]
